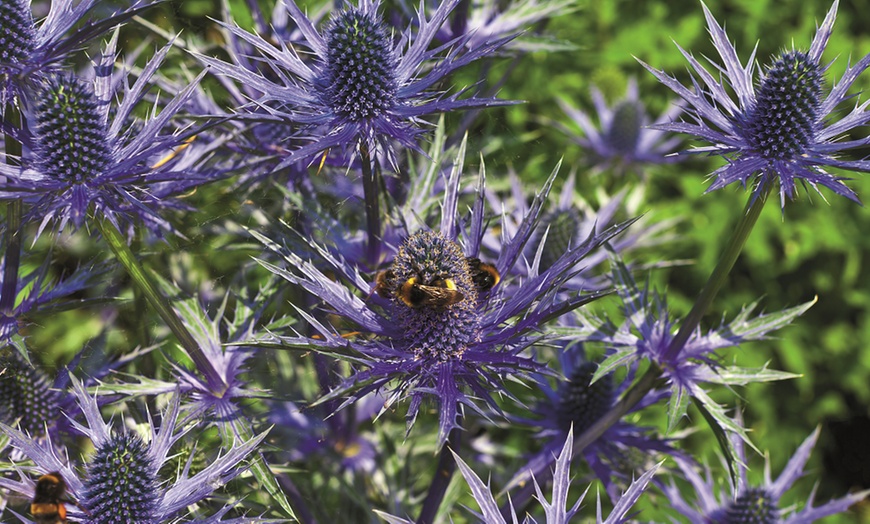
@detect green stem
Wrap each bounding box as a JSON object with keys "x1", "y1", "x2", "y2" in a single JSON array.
[
  {"x1": 96, "y1": 217, "x2": 222, "y2": 387},
  {"x1": 663, "y1": 181, "x2": 772, "y2": 362},
  {"x1": 502, "y1": 182, "x2": 773, "y2": 515},
  {"x1": 1, "y1": 105, "x2": 23, "y2": 314},
  {"x1": 417, "y1": 428, "x2": 461, "y2": 524},
  {"x1": 360, "y1": 144, "x2": 382, "y2": 267}
]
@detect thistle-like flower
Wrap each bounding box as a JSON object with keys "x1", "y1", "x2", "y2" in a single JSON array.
[
  {"x1": 557, "y1": 78, "x2": 684, "y2": 176},
  {"x1": 199, "y1": 0, "x2": 515, "y2": 169},
  {"x1": 663, "y1": 427, "x2": 870, "y2": 522},
  {"x1": 376, "y1": 428, "x2": 660, "y2": 523},
  {"x1": 0, "y1": 33, "x2": 215, "y2": 235},
  {"x1": 640, "y1": 1, "x2": 870, "y2": 207},
  {"x1": 254, "y1": 158, "x2": 631, "y2": 445},
  {"x1": 573, "y1": 254, "x2": 811, "y2": 445},
  {"x1": 0, "y1": 0, "x2": 153, "y2": 103},
  {"x1": 0, "y1": 376, "x2": 267, "y2": 522},
  {"x1": 505, "y1": 343, "x2": 675, "y2": 500}
]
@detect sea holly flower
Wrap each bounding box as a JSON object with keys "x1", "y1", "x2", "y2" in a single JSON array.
[
  {"x1": 640, "y1": 1, "x2": 870, "y2": 207},
  {"x1": 0, "y1": 0, "x2": 154, "y2": 104},
  {"x1": 252, "y1": 156, "x2": 632, "y2": 445},
  {"x1": 557, "y1": 78, "x2": 684, "y2": 176},
  {"x1": 0, "y1": 376, "x2": 268, "y2": 523},
  {"x1": 572, "y1": 254, "x2": 811, "y2": 447},
  {"x1": 199, "y1": 0, "x2": 516, "y2": 170},
  {"x1": 376, "y1": 428, "x2": 660, "y2": 523},
  {"x1": 504, "y1": 342, "x2": 676, "y2": 501},
  {"x1": 663, "y1": 427, "x2": 870, "y2": 522},
  {"x1": 0, "y1": 32, "x2": 215, "y2": 236}
]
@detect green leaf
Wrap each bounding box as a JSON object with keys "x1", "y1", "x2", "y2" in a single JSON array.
[
  {"x1": 704, "y1": 364, "x2": 802, "y2": 385},
  {"x1": 666, "y1": 386, "x2": 690, "y2": 434},
  {"x1": 592, "y1": 347, "x2": 638, "y2": 384}
]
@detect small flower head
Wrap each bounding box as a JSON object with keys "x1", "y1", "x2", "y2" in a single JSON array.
[
  {"x1": 506, "y1": 343, "x2": 673, "y2": 500},
  {"x1": 558, "y1": 78, "x2": 683, "y2": 175},
  {"x1": 0, "y1": 376, "x2": 267, "y2": 522},
  {"x1": 200, "y1": 0, "x2": 515, "y2": 169},
  {"x1": 0, "y1": 350, "x2": 59, "y2": 437},
  {"x1": 640, "y1": 1, "x2": 870, "y2": 207},
  {"x1": 664, "y1": 428, "x2": 870, "y2": 523}
]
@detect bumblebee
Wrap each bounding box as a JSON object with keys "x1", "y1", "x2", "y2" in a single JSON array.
[
  {"x1": 397, "y1": 276, "x2": 465, "y2": 309},
  {"x1": 31, "y1": 472, "x2": 68, "y2": 524},
  {"x1": 467, "y1": 258, "x2": 500, "y2": 292}
]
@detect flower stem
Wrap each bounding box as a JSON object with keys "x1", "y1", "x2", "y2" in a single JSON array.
[
  {"x1": 417, "y1": 428, "x2": 461, "y2": 524},
  {"x1": 96, "y1": 217, "x2": 222, "y2": 387},
  {"x1": 360, "y1": 144, "x2": 382, "y2": 267},
  {"x1": 1, "y1": 105, "x2": 23, "y2": 314},
  {"x1": 662, "y1": 181, "x2": 772, "y2": 362},
  {"x1": 502, "y1": 181, "x2": 773, "y2": 514}
]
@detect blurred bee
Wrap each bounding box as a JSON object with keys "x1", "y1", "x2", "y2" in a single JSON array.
[
  {"x1": 31, "y1": 472, "x2": 69, "y2": 524},
  {"x1": 466, "y1": 258, "x2": 500, "y2": 292},
  {"x1": 397, "y1": 276, "x2": 465, "y2": 309}
]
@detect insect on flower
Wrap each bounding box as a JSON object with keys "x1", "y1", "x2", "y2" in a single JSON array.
[
  {"x1": 30, "y1": 471, "x2": 82, "y2": 524},
  {"x1": 375, "y1": 257, "x2": 500, "y2": 309}
]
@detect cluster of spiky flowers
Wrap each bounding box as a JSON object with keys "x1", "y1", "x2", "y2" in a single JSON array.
[
  {"x1": 254, "y1": 152, "x2": 634, "y2": 445},
  {"x1": 2, "y1": 0, "x2": 870, "y2": 522},
  {"x1": 199, "y1": 0, "x2": 516, "y2": 168}
]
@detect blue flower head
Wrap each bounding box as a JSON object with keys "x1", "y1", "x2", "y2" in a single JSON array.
[
  {"x1": 0, "y1": 376, "x2": 268, "y2": 522},
  {"x1": 558, "y1": 78, "x2": 684, "y2": 176},
  {"x1": 0, "y1": 34, "x2": 215, "y2": 236},
  {"x1": 640, "y1": 1, "x2": 870, "y2": 208},
  {"x1": 505, "y1": 342, "x2": 675, "y2": 501},
  {"x1": 255, "y1": 157, "x2": 632, "y2": 445},
  {"x1": 200, "y1": 0, "x2": 516, "y2": 169},
  {"x1": 664, "y1": 427, "x2": 870, "y2": 523}
]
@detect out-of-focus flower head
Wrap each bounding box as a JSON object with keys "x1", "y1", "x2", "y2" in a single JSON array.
[
  {"x1": 506, "y1": 342, "x2": 675, "y2": 501},
  {"x1": 269, "y1": 392, "x2": 382, "y2": 474},
  {"x1": 663, "y1": 427, "x2": 869, "y2": 522},
  {"x1": 253, "y1": 152, "x2": 632, "y2": 445},
  {"x1": 0, "y1": 376, "x2": 268, "y2": 522},
  {"x1": 0, "y1": 32, "x2": 217, "y2": 237},
  {"x1": 0, "y1": 0, "x2": 154, "y2": 104},
  {"x1": 640, "y1": 1, "x2": 870, "y2": 208},
  {"x1": 376, "y1": 428, "x2": 660, "y2": 524},
  {"x1": 558, "y1": 78, "x2": 683, "y2": 176},
  {"x1": 199, "y1": 0, "x2": 517, "y2": 170}
]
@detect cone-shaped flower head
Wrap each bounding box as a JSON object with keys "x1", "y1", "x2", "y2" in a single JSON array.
[
  {"x1": 0, "y1": 376, "x2": 268, "y2": 522},
  {"x1": 558, "y1": 78, "x2": 683, "y2": 175},
  {"x1": 82, "y1": 431, "x2": 158, "y2": 523},
  {"x1": 554, "y1": 361, "x2": 614, "y2": 434},
  {"x1": 254, "y1": 154, "x2": 631, "y2": 445},
  {"x1": 664, "y1": 428, "x2": 870, "y2": 522},
  {"x1": 640, "y1": 1, "x2": 870, "y2": 207},
  {"x1": 200, "y1": 0, "x2": 516, "y2": 169},
  {"x1": 0, "y1": 350, "x2": 58, "y2": 437}
]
